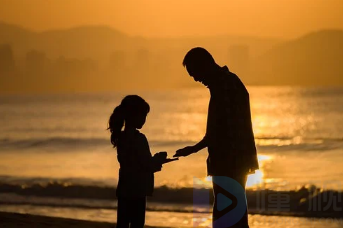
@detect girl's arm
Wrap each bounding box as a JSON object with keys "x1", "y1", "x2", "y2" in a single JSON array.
[{"x1": 137, "y1": 133, "x2": 162, "y2": 173}]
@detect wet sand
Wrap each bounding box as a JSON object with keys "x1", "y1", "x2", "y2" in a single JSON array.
[{"x1": 0, "y1": 212, "x2": 115, "y2": 228}]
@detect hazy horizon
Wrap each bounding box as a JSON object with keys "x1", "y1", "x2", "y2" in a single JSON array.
[
  {"x1": 1, "y1": 1, "x2": 343, "y2": 93},
  {"x1": 1, "y1": 0, "x2": 343, "y2": 38},
  {"x1": 0, "y1": 20, "x2": 288, "y2": 40}
]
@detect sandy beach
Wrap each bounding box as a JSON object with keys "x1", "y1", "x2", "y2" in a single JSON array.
[
  {"x1": 0, "y1": 212, "x2": 120, "y2": 228},
  {"x1": 2, "y1": 210, "x2": 343, "y2": 228}
]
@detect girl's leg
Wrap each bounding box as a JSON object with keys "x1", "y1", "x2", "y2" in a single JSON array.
[
  {"x1": 130, "y1": 197, "x2": 147, "y2": 228},
  {"x1": 117, "y1": 197, "x2": 130, "y2": 228}
]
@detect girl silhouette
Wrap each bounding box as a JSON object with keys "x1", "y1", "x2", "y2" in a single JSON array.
[{"x1": 108, "y1": 95, "x2": 170, "y2": 228}]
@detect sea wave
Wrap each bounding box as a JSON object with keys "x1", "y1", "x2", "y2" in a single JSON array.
[
  {"x1": 0, "y1": 178, "x2": 342, "y2": 218},
  {"x1": 0, "y1": 137, "x2": 108, "y2": 149},
  {"x1": 0, "y1": 136, "x2": 342, "y2": 152}
]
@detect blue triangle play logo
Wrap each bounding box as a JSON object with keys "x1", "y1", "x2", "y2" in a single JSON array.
[{"x1": 217, "y1": 193, "x2": 233, "y2": 211}]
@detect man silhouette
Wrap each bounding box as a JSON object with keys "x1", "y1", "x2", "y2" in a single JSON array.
[{"x1": 174, "y1": 47, "x2": 259, "y2": 228}]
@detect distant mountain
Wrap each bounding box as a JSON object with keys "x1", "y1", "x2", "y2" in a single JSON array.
[
  {"x1": 251, "y1": 30, "x2": 343, "y2": 85},
  {"x1": 0, "y1": 22, "x2": 37, "y2": 56},
  {"x1": 0, "y1": 21, "x2": 281, "y2": 60},
  {"x1": 0, "y1": 22, "x2": 35, "y2": 39},
  {"x1": 38, "y1": 26, "x2": 137, "y2": 60},
  {"x1": 0, "y1": 22, "x2": 135, "y2": 61},
  {"x1": 0, "y1": 22, "x2": 284, "y2": 93},
  {"x1": 1, "y1": 22, "x2": 342, "y2": 93}
]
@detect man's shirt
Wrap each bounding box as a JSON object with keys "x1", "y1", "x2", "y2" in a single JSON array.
[{"x1": 205, "y1": 66, "x2": 259, "y2": 176}]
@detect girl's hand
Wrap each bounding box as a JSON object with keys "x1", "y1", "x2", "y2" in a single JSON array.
[{"x1": 153, "y1": 152, "x2": 167, "y2": 163}]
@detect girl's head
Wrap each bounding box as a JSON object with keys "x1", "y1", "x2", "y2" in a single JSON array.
[{"x1": 108, "y1": 95, "x2": 150, "y2": 147}]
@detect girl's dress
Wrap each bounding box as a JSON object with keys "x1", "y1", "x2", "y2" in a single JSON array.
[{"x1": 116, "y1": 129, "x2": 161, "y2": 228}]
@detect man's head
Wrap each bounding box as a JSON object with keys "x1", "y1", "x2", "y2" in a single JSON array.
[{"x1": 182, "y1": 47, "x2": 217, "y2": 86}]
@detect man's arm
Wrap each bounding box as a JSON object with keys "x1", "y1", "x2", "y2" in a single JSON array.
[
  {"x1": 193, "y1": 136, "x2": 208, "y2": 152},
  {"x1": 173, "y1": 136, "x2": 208, "y2": 157}
]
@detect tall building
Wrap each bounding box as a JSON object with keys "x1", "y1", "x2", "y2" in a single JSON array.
[{"x1": 0, "y1": 44, "x2": 15, "y2": 73}]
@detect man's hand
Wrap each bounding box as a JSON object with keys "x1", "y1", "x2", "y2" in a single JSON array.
[{"x1": 173, "y1": 146, "x2": 196, "y2": 157}]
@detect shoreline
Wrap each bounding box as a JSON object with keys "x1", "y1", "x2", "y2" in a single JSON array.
[{"x1": 1, "y1": 202, "x2": 343, "y2": 220}]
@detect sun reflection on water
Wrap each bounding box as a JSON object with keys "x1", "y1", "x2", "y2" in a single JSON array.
[
  {"x1": 192, "y1": 154, "x2": 272, "y2": 190},
  {"x1": 246, "y1": 154, "x2": 272, "y2": 188}
]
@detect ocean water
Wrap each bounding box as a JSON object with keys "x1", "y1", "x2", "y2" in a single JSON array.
[{"x1": 0, "y1": 87, "x2": 342, "y2": 227}]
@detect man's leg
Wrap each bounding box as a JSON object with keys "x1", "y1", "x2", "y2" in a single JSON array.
[
  {"x1": 234, "y1": 174, "x2": 249, "y2": 228},
  {"x1": 212, "y1": 183, "x2": 222, "y2": 226},
  {"x1": 212, "y1": 174, "x2": 249, "y2": 228}
]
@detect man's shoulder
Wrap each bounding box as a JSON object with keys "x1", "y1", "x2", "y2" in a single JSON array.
[
  {"x1": 211, "y1": 70, "x2": 240, "y2": 92},
  {"x1": 222, "y1": 68, "x2": 242, "y2": 84},
  {"x1": 223, "y1": 69, "x2": 248, "y2": 94}
]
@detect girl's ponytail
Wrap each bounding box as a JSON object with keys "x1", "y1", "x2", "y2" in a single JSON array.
[{"x1": 108, "y1": 105, "x2": 124, "y2": 148}]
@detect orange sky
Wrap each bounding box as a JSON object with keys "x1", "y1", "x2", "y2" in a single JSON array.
[{"x1": 0, "y1": 0, "x2": 343, "y2": 38}]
